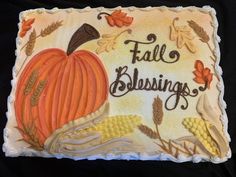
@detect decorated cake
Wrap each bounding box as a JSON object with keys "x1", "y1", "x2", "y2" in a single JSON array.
[{"x1": 3, "y1": 6, "x2": 231, "y2": 163}]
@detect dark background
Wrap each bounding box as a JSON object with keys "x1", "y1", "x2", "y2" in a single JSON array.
[{"x1": 0, "y1": 0, "x2": 236, "y2": 177}]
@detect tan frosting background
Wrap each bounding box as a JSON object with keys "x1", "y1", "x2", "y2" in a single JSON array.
[{"x1": 10, "y1": 7, "x2": 223, "y2": 154}]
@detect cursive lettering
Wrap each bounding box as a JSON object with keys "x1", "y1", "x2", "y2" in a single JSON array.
[
  {"x1": 124, "y1": 33, "x2": 180, "y2": 64},
  {"x1": 110, "y1": 66, "x2": 199, "y2": 110}
]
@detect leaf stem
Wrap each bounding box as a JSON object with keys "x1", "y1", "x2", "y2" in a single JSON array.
[
  {"x1": 155, "y1": 124, "x2": 168, "y2": 151},
  {"x1": 163, "y1": 139, "x2": 195, "y2": 156},
  {"x1": 172, "y1": 17, "x2": 179, "y2": 31},
  {"x1": 114, "y1": 29, "x2": 132, "y2": 40},
  {"x1": 97, "y1": 12, "x2": 111, "y2": 20},
  {"x1": 206, "y1": 42, "x2": 216, "y2": 61}
]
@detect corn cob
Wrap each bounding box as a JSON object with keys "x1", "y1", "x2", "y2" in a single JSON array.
[
  {"x1": 76, "y1": 115, "x2": 141, "y2": 142},
  {"x1": 182, "y1": 117, "x2": 220, "y2": 156}
]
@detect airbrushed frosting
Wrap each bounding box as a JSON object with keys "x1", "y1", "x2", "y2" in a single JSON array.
[{"x1": 3, "y1": 6, "x2": 231, "y2": 163}]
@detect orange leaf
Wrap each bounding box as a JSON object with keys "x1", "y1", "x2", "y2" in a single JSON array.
[
  {"x1": 24, "y1": 18, "x2": 35, "y2": 26},
  {"x1": 106, "y1": 10, "x2": 133, "y2": 27},
  {"x1": 195, "y1": 60, "x2": 204, "y2": 72},
  {"x1": 203, "y1": 68, "x2": 210, "y2": 77},
  {"x1": 194, "y1": 77, "x2": 205, "y2": 84},
  {"x1": 19, "y1": 31, "x2": 26, "y2": 38},
  {"x1": 193, "y1": 60, "x2": 213, "y2": 89},
  {"x1": 22, "y1": 25, "x2": 32, "y2": 31},
  {"x1": 193, "y1": 70, "x2": 202, "y2": 78},
  {"x1": 105, "y1": 16, "x2": 115, "y2": 27},
  {"x1": 20, "y1": 18, "x2": 35, "y2": 38},
  {"x1": 206, "y1": 73, "x2": 213, "y2": 89}
]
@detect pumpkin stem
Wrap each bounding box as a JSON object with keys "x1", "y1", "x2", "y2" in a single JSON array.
[{"x1": 67, "y1": 23, "x2": 100, "y2": 55}]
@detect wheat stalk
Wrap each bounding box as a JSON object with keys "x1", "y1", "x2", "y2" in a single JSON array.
[
  {"x1": 153, "y1": 96, "x2": 163, "y2": 125},
  {"x1": 17, "y1": 21, "x2": 63, "y2": 77},
  {"x1": 187, "y1": 20, "x2": 209, "y2": 43},
  {"x1": 40, "y1": 21, "x2": 63, "y2": 37},
  {"x1": 188, "y1": 20, "x2": 216, "y2": 61},
  {"x1": 25, "y1": 29, "x2": 36, "y2": 56},
  {"x1": 138, "y1": 124, "x2": 158, "y2": 139},
  {"x1": 24, "y1": 70, "x2": 38, "y2": 95},
  {"x1": 30, "y1": 80, "x2": 47, "y2": 106}
]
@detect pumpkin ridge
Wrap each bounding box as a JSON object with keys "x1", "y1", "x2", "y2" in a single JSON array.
[
  {"x1": 55, "y1": 59, "x2": 71, "y2": 128},
  {"x1": 64, "y1": 58, "x2": 76, "y2": 123},
  {"x1": 15, "y1": 51, "x2": 59, "y2": 128},
  {"x1": 22, "y1": 91, "x2": 33, "y2": 141},
  {"x1": 84, "y1": 59, "x2": 99, "y2": 112},
  {"x1": 16, "y1": 49, "x2": 66, "y2": 120},
  {"x1": 30, "y1": 55, "x2": 64, "y2": 139},
  {"x1": 68, "y1": 57, "x2": 83, "y2": 122},
  {"x1": 81, "y1": 50, "x2": 108, "y2": 109},
  {"x1": 19, "y1": 96, "x2": 26, "y2": 136},
  {"x1": 66, "y1": 58, "x2": 77, "y2": 122},
  {"x1": 18, "y1": 67, "x2": 43, "y2": 142},
  {"x1": 75, "y1": 58, "x2": 88, "y2": 117},
  {"x1": 59, "y1": 58, "x2": 75, "y2": 127},
  {"x1": 44, "y1": 62, "x2": 64, "y2": 133},
  {"x1": 35, "y1": 106, "x2": 47, "y2": 144},
  {"x1": 51, "y1": 60, "x2": 67, "y2": 131},
  {"x1": 17, "y1": 49, "x2": 65, "y2": 83},
  {"x1": 82, "y1": 58, "x2": 97, "y2": 115},
  {"x1": 38, "y1": 59, "x2": 64, "y2": 137}
]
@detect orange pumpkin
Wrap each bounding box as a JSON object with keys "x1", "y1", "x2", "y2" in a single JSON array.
[{"x1": 15, "y1": 24, "x2": 108, "y2": 150}]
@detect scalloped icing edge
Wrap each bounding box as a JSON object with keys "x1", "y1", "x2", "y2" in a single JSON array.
[{"x1": 3, "y1": 5, "x2": 231, "y2": 163}]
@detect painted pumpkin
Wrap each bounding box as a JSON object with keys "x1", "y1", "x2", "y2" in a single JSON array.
[{"x1": 15, "y1": 24, "x2": 108, "y2": 150}]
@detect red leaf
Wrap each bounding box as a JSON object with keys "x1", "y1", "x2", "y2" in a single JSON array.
[
  {"x1": 206, "y1": 73, "x2": 213, "y2": 89},
  {"x1": 106, "y1": 10, "x2": 133, "y2": 27},
  {"x1": 195, "y1": 60, "x2": 204, "y2": 72},
  {"x1": 203, "y1": 68, "x2": 210, "y2": 77},
  {"x1": 19, "y1": 18, "x2": 35, "y2": 38},
  {"x1": 193, "y1": 70, "x2": 202, "y2": 77},
  {"x1": 105, "y1": 16, "x2": 115, "y2": 26},
  {"x1": 24, "y1": 18, "x2": 35, "y2": 26},
  {"x1": 194, "y1": 77, "x2": 205, "y2": 84},
  {"x1": 193, "y1": 60, "x2": 213, "y2": 89}
]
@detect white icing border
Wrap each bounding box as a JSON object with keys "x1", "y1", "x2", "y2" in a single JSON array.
[{"x1": 3, "y1": 6, "x2": 231, "y2": 163}]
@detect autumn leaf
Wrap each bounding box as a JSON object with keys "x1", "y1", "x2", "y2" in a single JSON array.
[
  {"x1": 96, "y1": 33, "x2": 117, "y2": 54},
  {"x1": 20, "y1": 18, "x2": 35, "y2": 38},
  {"x1": 170, "y1": 17, "x2": 196, "y2": 53},
  {"x1": 97, "y1": 10, "x2": 133, "y2": 27},
  {"x1": 96, "y1": 29, "x2": 131, "y2": 54},
  {"x1": 193, "y1": 60, "x2": 213, "y2": 89}
]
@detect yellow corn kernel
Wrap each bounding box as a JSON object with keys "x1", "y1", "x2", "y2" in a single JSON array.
[
  {"x1": 77, "y1": 115, "x2": 142, "y2": 142},
  {"x1": 182, "y1": 117, "x2": 220, "y2": 156}
]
